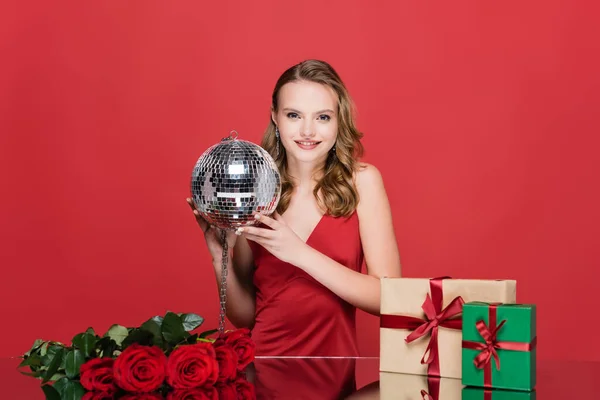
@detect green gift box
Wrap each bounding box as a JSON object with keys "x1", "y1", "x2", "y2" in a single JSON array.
[
  {"x1": 461, "y1": 302, "x2": 536, "y2": 391},
  {"x1": 462, "y1": 387, "x2": 536, "y2": 400}
]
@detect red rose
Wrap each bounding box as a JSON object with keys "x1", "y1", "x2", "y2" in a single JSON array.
[
  {"x1": 216, "y1": 329, "x2": 255, "y2": 370},
  {"x1": 119, "y1": 394, "x2": 164, "y2": 400},
  {"x1": 167, "y1": 387, "x2": 219, "y2": 400},
  {"x1": 166, "y1": 343, "x2": 219, "y2": 389},
  {"x1": 80, "y1": 357, "x2": 117, "y2": 392},
  {"x1": 235, "y1": 377, "x2": 256, "y2": 399},
  {"x1": 215, "y1": 382, "x2": 237, "y2": 400},
  {"x1": 213, "y1": 342, "x2": 238, "y2": 382},
  {"x1": 82, "y1": 393, "x2": 114, "y2": 400},
  {"x1": 113, "y1": 344, "x2": 167, "y2": 393}
]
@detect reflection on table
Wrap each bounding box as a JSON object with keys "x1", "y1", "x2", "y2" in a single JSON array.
[{"x1": 3, "y1": 356, "x2": 599, "y2": 399}]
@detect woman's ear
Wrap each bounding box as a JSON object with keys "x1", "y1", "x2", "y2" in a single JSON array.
[{"x1": 271, "y1": 107, "x2": 277, "y2": 126}]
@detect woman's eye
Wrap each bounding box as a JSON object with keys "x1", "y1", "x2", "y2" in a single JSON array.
[
  {"x1": 287, "y1": 112, "x2": 299, "y2": 119},
  {"x1": 318, "y1": 115, "x2": 331, "y2": 121}
]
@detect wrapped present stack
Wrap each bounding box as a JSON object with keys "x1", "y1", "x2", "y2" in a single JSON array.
[
  {"x1": 379, "y1": 277, "x2": 538, "y2": 399},
  {"x1": 380, "y1": 277, "x2": 517, "y2": 378}
]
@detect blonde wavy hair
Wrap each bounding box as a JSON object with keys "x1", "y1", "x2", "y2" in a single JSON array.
[{"x1": 261, "y1": 59, "x2": 364, "y2": 217}]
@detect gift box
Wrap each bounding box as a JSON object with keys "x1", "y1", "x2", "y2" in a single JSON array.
[
  {"x1": 461, "y1": 302, "x2": 536, "y2": 391},
  {"x1": 380, "y1": 372, "x2": 463, "y2": 400},
  {"x1": 380, "y1": 277, "x2": 516, "y2": 378},
  {"x1": 462, "y1": 387, "x2": 536, "y2": 400}
]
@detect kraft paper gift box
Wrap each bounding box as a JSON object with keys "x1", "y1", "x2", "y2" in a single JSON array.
[
  {"x1": 462, "y1": 387, "x2": 536, "y2": 400},
  {"x1": 462, "y1": 302, "x2": 537, "y2": 391},
  {"x1": 380, "y1": 372, "x2": 463, "y2": 400},
  {"x1": 380, "y1": 277, "x2": 516, "y2": 379}
]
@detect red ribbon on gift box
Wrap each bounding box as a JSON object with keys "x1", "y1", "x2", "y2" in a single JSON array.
[
  {"x1": 420, "y1": 377, "x2": 440, "y2": 400},
  {"x1": 461, "y1": 303, "x2": 537, "y2": 388},
  {"x1": 380, "y1": 277, "x2": 465, "y2": 377}
]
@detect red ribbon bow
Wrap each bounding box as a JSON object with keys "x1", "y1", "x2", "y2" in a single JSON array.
[
  {"x1": 462, "y1": 304, "x2": 537, "y2": 388},
  {"x1": 380, "y1": 277, "x2": 465, "y2": 376},
  {"x1": 469, "y1": 319, "x2": 508, "y2": 370}
]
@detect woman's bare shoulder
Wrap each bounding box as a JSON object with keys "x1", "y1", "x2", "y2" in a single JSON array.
[{"x1": 354, "y1": 162, "x2": 385, "y2": 193}]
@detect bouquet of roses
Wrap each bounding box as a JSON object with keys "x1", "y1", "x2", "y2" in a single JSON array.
[{"x1": 18, "y1": 312, "x2": 256, "y2": 400}]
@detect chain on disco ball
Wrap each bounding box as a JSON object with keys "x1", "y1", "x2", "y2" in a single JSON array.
[
  {"x1": 190, "y1": 130, "x2": 281, "y2": 334},
  {"x1": 219, "y1": 230, "x2": 228, "y2": 335}
]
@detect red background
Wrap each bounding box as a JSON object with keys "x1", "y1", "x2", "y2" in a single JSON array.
[{"x1": 1, "y1": 1, "x2": 599, "y2": 361}]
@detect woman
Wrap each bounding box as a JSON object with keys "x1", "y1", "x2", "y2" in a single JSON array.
[{"x1": 187, "y1": 59, "x2": 401, "y2": 357}]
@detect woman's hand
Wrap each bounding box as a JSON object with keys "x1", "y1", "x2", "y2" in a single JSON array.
[
  {"x1": 186, "y1": 198, "x2": 238, "y2": 263},
  {"x1": 237, "y1": 213, "x2": 309, "y2": 265}
]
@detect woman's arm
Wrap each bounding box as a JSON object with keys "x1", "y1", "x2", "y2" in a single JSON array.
[
  {"x1": 239, "y1": 163, "x2": 401, "y2": 316},
  {"x1": 212, "y1": 235, "x2": 256, "y2": 329},
  {"x1": 187, "y1": 198, "x2": 256, "y2": 328},
  {"x1": 293, "y1": 163, "x2": 401, "y2": 315}
]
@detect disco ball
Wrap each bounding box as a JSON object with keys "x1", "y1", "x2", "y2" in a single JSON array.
[{"x1": 190, "y1": 131, "x2": 281, "y2": 230}]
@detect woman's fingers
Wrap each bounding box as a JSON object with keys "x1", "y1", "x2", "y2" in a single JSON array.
[
  {"x1": 238, "y1": 226, "x2": 273, "y2": 238},
  {"x1": 186, "y1": 197, "x2": 197, "y2": 211},
  {"x1": 187, "y1": 198, "x2": 209, "y2": 233},
  {"x1": 254, "y1": 213, "x2": 280, "y2": 229},
  {"x1": 243, "y1": 233, "x2": 269, "y2": 246}
]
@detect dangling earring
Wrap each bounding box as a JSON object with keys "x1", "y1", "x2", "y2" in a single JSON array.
[
  {"x1": 275, "y1": 127, "x2": 280, "y2": 158},
  {"x1": 331, "y1": 143, "x2": 336, "y2": 158}
]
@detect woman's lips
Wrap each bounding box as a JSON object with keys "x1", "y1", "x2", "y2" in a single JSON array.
[{"x1": 294, "y1": 140, "x2": 321, "y2": 150}]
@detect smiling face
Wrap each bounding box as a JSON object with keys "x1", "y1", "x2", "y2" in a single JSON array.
[{"x1": 272, "y1": 80, "x2": 338, "y2": 165}]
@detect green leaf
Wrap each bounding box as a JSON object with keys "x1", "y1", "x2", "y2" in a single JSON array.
[
  {"x1": 182, "y1": 313, "x2": 204, "y2": 331},
  {"x1": 49, "y1": 373, "x2": 66, "y2": 381},
  {"x1": 40, "y1": 342, "x2": 50, "y2": 357},
  {"x1": 152, "y1": 315, "x2": 164, "y2": 326},
  {"x1": 25, "y1": 339, "x2": 45, "y2": 357},
  {"x1": 122, "y1": 328, "x2": 154, "y2": 349},
  {"x1": 95, "y1": 337, "x2": 117, "y2": 358},
  {"x1": 26, "y1": 371, "x2": 66, "y2": 380},
  {"x1": 41, "y1": 385, "x2": 61, "y2": 400},
  {"x1": 42, "y1": 347, "x2": 64, "y2": 383},
  {"x1": 199, "y1": 329, "x2": 218, "y2": 339},
  {"x1": 140, "y1": 319, "x2": 164, "y2": 348},
  {"x1": 161, "y1": 312, "x2": 189, "y2": 345},
  {"x1": 53, "y1": 377, "x2": 68, "y2": 395},
  {"x1": 104, "y1": 324, "x2": 129, "y2": 346},
  {"x1": 19, "y1": 353, "x2": 42, "y2": 368},
  {"x1": 41, "y1": 345, "x2": 64, "y2": 367},
  {"x1": 72, "y1": 333, "x2": 97, "y2": 358},
  {"x1": 19, "y1": 370, "x2": 43, "y2": 378},
  {"x1": 65, "y1": 350, "x2": 84, "y2": 379},
  {"x1": 85, "y1": 327, "x2": 95, "y2": 336},
  {"x1": 58, "y1": 380, "x2": 85, "y2": 400},
  {"x1": 185, "y1": 334, "x2": 199, "y2": 344}
]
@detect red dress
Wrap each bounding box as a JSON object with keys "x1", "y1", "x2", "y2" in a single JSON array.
[
  {"x1": 250, "y1": 357, "x2": 357, "y2": 399},
  {"x1": 248, "y1": 210, "x2": 363, "y2": 356}
]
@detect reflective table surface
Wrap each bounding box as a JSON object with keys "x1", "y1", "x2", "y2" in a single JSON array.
[{"x1": 2, "y1": 356, "x2": 597, "y2": 399}]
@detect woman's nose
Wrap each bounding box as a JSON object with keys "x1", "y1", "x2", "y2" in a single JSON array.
[{"x1": 300, "y1": 119, "x2": 316, "y2": 138}]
